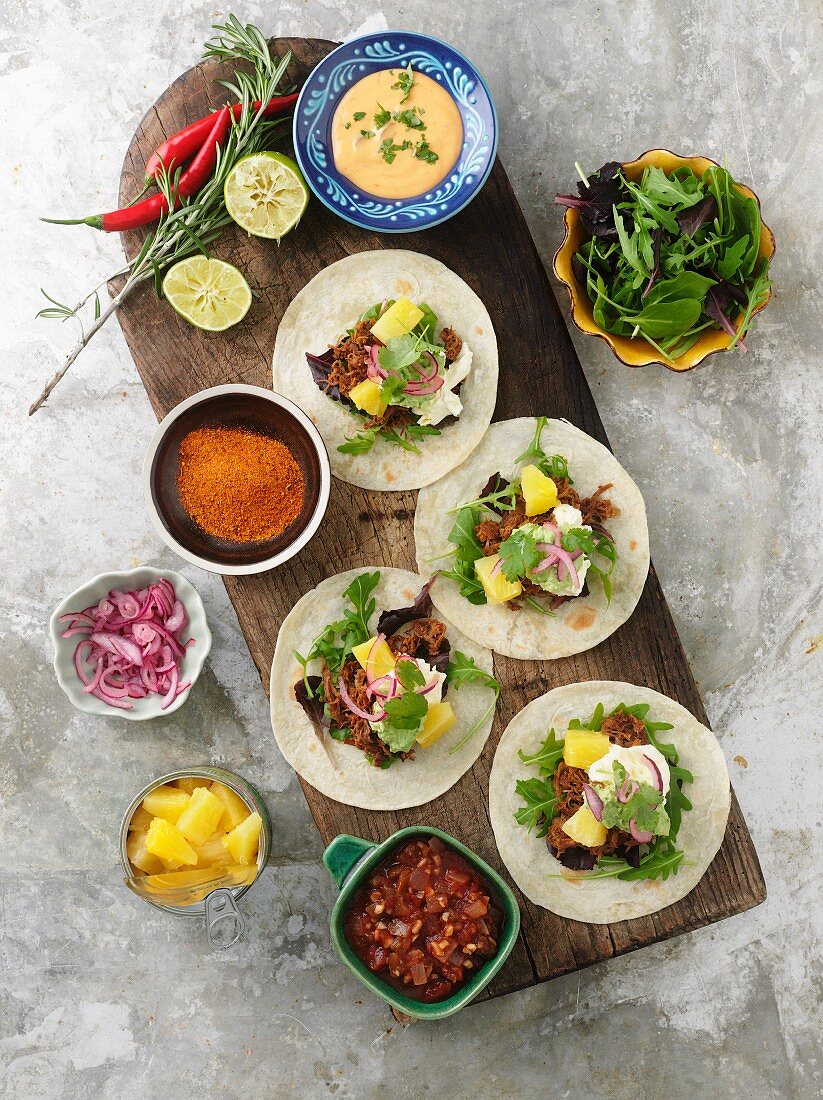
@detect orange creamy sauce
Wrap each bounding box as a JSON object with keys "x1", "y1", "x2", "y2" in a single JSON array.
[{"x1": 331, "y1": 68, "x2": 463, "y2": 199}]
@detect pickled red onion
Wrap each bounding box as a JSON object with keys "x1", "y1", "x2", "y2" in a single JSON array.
[
  {"x1": 339, "y1": 677, "x2": 385, "y2": 723},
  {"x1": 60, "y1": 579, "x2": 194, "y2": 712}
]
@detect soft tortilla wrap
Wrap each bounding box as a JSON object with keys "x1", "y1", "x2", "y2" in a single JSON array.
[
  {"x1": 269, "y1": 568, "x2": 496, "y2": 810},
  {"x1": 415, "y1": 417, "x2": 649, "y2": 659},
  {"x1": 272, "y1": 250, "x2": 498, "y2": 491},
  {"x1": 489, "y1": 680, "x2": 730, "y2": 923}
]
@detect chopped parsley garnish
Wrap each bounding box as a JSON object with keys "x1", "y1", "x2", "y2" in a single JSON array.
[
  {"x1": 360, "y1": 129, "x2": 375, "y2": 139},
  {"x1": 373, "y1": 103, "x2": 392, "y2": 128},
  {"x1": 415, "y1": 140, "x2": 439, "y2": 165},
  {"x1": 380, "y1": 137, "x2": 412, "y2": 164},
  {"x1": 392, "y1": 62, "x2": 415, "y2": 101},
  {"x1": 394, "y1": 108, "x2": 426, "y2": 131},
  {"x1": 352, "y1": 111, "x2": 366, "y2": 121}
]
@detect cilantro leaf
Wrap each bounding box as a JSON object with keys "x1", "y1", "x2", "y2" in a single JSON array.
[
  {"x1": 391, "y1": 62, "x2": 414, "y2": 101},
  {"x1": 379, "y1": 137, "x2": 412, "y2": 164},
  {"x1": 414, "y1": 140, "x2": 438, "y2": 165},
  {"x1": 394, "y1": 108, "x2": 425, "y2": 130},
  {"x1": 373, "y1": 104, "x2": 391, "y2": 128},
  {"x1": 353, "y1": 111, "x2": 366, "y2": 121},
  {"x1": 380, "y1": 691, "x2": 428, "y2": 753},
  {"x1": 498, "y1": 526, "x2": 541, "y2": 582},
  {"x1": 395, "y1": 658, "x2": 425, "y2": 691}
]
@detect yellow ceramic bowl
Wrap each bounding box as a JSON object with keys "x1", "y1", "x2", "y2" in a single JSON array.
[{"x1": 553, "y1": 149, "x2": 776, "y2": 371}]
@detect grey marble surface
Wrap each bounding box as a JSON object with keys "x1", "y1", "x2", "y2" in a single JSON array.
[{"x1": 1, "y1": 1, "x2": 821, "y2": 1097}]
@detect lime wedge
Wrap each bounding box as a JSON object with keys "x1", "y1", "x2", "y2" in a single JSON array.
[
  {"x1": 162, "y1": 257, "x2": 252, "y2": 331},
  {"x1": 224, "y1": 152, "x2": 309, "y2": 240}
]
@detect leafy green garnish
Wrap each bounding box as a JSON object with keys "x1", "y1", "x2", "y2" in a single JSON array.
[
  {"x1": 394, "y1": 108, "x2": 425, "y2": 130},
  {"x1": 518, "y1": 726, "x2": 565, "y2": 774},
  {"x1": 514, "y1": 777, "x2": 557, "y2": 838},
  {"x1": 338, "y1": 427, "x2": 379, "y2": 455},
  {"x1": 379, "y1": 137, "x2": 412, "y2": 164},
  {"x1": 295, "y1": 571, "x2": 380, "y2": 680},
  {"x1": 372, "y1": 104, "x2": 390, "y2": 127},
  {"x1": 581, "y1": 842, "x2": 687, "y2": 881},
  {"x1": 498, "y1": 526, "x2": 542, "y2": 582},
  {"x1": 380, "y1": 690, "x2": 428, "y2": 754},
  {"x1": 391, "y1": 62, "x2": 414, "y2": 101},
  {"x1": 395, "y1": 658, "x2": 425, "y2": 691},
  {"x1": 414, "y1": 140, "x2": 439, "y2": 165},
  {"x1": 353, "y1": 111, "x2": 366, "y2": 121},
  {"x1": 444, "y1": 651, "x2": 501, "y2": 754},
  {"x1": 360, "y1": 129, "x2": 375, "y2": 139}
]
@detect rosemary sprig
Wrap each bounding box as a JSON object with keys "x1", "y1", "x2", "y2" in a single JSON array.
[{"x1": 30, "y1": 16, "x2": 292, "y2": 415}]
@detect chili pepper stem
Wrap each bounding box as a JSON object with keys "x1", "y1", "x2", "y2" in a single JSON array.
[
  {"x1": 28, "y1": 284, "x2": 136, "y2": 415},
  {"x1": 41, "y1": 215, "x2": 104, "y2": 229}
]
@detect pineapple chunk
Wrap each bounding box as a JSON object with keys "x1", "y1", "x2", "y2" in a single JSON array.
[
  {"x1": 127, "y1": 829, "x2": 165, "y2": 875},
  {"x1": 474, "y1": 554, "x2": 523, "y2": 604},
  {"x1": 222, "y1": 812, "x2": 263, "y2": 866},
  {"x1": 145, "y1": 817, "x2": 197, "y2": 869},
  {"x1": 521, "y1": 464, "x2": 559, "y2": 516},
  {"x1": 176, "y1": 786, "x2": 225, "y2": 847},
  {"x1": 128, "y1": 804, "x2": 154, "y2": 832},
  {"x1": 370, "y1": 297, "x2": 424, "y2": 344},
  {"x1": 191, "y1": 830, "x2": 234, "y2": 868},
  {"x1": 352, "y1": 635, "x2": 396, "y2": 679},
  {"x1": 348, "y1": 379, "x2": 387, "y2": 417},
  {"x1": 142, "y1": 784, "x2": 190, "y2": 824},
  {"x1": 209, "y1": 781, "x2": 250, "y2": 832},
  {"x1": 563, "y1": 729, "x2": 610, "y2": 769},
  {"x1": 561, "y1": 804, "x2": 607, "y2": 848},
  {"x1": 417, "y1": 701, "x2": 456, "y2": 748},
  {"x1": 175, "y1": 776, "x2": 204, "y2": 795}
]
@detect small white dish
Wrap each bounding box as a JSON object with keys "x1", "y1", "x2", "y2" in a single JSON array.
[
  {"x1": 50, "y1": 566, "x2": 212, "y2": 721},
  {"x1": 141, "y1": 384, "x2": 331, "y2": 576}
]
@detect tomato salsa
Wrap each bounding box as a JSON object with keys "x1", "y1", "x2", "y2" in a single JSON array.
[{"x1": 343, "y1": 835, "x2": 502, "y2": 1003}]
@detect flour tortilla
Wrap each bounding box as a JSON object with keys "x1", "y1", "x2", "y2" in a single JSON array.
[
  {"x1": 414, "y1": 417, "x2": 650, "y2": 659},
  {"x1": 271, "y1": 250, "x2": 498, "y2": 491},
  {"x1": 269, "y1": 568, "x2": 496, "y2": 810},
  {"x1": 489, "y1": 681, "x2": 730, "y2": 923}
]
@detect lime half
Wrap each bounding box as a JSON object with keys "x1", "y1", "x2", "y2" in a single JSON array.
[
  {"x1": 224, "y1": 152, "x2": 309, "y2": 239},
  {"x1": 162, "y1": 257, "x2": 252, "y2": 332}
]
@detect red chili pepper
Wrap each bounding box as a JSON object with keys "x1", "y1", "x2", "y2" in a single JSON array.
[
  {"x1": 46, "y1": 106, "x2": 232, "y2": 232},
  {"x1": 144, "y1": 93, "x2": 298, "y2": 180}
]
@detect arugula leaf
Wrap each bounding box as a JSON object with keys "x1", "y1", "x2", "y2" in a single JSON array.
[
  {"x1": 447, "y1": 506, "x2": 484, "y2": 560},
  {"x1": 515, "y1": 416, "x2": 549, "y2": 465},
  {"x1": 498, "y1": 526, "x2": 541, "y2": 582},
  {"x1": 583, "y1": 841, "x2": 686, "y2": 881},
  {"x1": 518, "y1": 726, "x2": 565, "y2": 775},
  {"x1": 415, "y1": 301, "x2": 438, "y2": 340},
  {"x1": 295, "y1": 571, "x2": 380, "y2": 679},
  {"x1": 338, "y1": 427, "x2": 379, "y2": 455},
  {"x1": 514, "y1": 777, "x2": 557, "y2": 837},
  {"x1": 445, "y1": 651, "x2": 501, "y2": 754},
  {"x1": 440, "y1": 561, "x2": 487, "y2": 604},
  {"x1": 568, "y1": 701, "x2": 605, "y2": 731}
]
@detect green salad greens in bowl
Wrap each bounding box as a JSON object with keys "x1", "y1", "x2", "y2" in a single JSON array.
[{"x1": 553, "y1": 149, "x2": 775, "y2": 370}]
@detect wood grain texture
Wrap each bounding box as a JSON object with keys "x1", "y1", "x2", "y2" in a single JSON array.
[{"x1": 115, "y1": 37, "x2": 766, "y2": 999}]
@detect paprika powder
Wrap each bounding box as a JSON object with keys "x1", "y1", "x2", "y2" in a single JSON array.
[{"x1": 177, "y1": 426, "x2": 304, "y2": 543}]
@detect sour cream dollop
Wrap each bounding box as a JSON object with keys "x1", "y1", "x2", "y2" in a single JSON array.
[{"x1": 588, "y1": 743, "x2": 670, "y2": 795}]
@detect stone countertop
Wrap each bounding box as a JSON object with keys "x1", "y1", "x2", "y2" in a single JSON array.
[{"x1": 1, "y1": 1, "x2": 820, "y2": 1097}]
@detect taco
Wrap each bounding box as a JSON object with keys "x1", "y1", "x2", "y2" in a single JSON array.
[
  {"x1": 414, "y1": 416, "x2": 649, "y2": 659},
  {"x1": 271, "y1": 250, "x2": 498, "y2": 491},
  {"x1": 489, "y1": 681, "x2": 730, "y2": 923},
  {"x1": 269, "y1": 568, "x2": 500, "y2": 810}
]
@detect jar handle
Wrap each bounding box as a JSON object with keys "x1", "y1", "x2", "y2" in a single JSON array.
[
  {"x1": 323, "y1": 834, "x2": 375, "y2": 890},
  {"x1": 205, "y1": 887, "x2": 245, "y2": 949}
]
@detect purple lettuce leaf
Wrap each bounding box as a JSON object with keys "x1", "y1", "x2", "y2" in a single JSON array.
[
  {"x1": 294, "y1": 676, "x2": 327, "y2": 738},
  {"x1": 376, "y1": 575, "x2": 438, "y2": 637},
  {"x1": 306, "y1": 349, "x2": 344, "y2": 403},
  {"x1": 677, "y1": 195, "x2": 717, "y2": 238},
  {"x1": 705, "y1": 282, "x2": 747, "y2": 352},
  {"x1": 555, "y1": 161, "x2": 628, "y2": 239}
]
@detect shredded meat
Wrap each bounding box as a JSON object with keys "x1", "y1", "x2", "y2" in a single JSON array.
[
  {"x1": 554, "y1": 477, "x2": 581, "y2": 509},
  {"x1": 388, "y1": 618, "x2": 448, "y2": 659},
  {"x1": 499, "y1": 500, "x2": 527, "y2": 540},
  {"x1": 602, "y1": 711, "x2": 648, "y2": 747},
  {"x1": 439, "y1": 326, "x2": 463, "y2": 363},
  {"x1": 475, "y1": 519, "x2": 502, "y2": 556},
  {"x1": 327, "y1": 319, "x2": 374, "y2": 396},
  {"x1": 363, "y1": 405, "x2": 414, "y2": 432},
  {"x1": 321, "y1": 658, "x2": 410, "y2": 767},
  {"x1": 553, "y1": 761, "x2": 586, "y2": 817},
  {"x1": 581, "y1": 483, "x2": 621, "y2": 525}
]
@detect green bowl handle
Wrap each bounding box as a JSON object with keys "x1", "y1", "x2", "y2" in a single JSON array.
[{"x1": 323, "y1": 833, "x2": 375, "y2": 890}]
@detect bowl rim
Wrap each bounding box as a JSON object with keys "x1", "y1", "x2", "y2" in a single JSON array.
[
  {"x1": 141, "y1": 384, "x2": 332, "y2": 576},
  {"x1": 49, "y1": 565, "x2": 212, "y2": 722},
  {"x1": 552, "y1": 147, "x2": 776, "y2": 371},
  {"x1": 327, "y1": 825, "x2": 521, "y2": 1020},
  {"x1": 292, "y1": 29, "x2": 499, "y2": 235}
]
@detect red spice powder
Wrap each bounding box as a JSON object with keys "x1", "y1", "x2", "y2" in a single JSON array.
[{"x1": 177, "y1": 426, "x2": 304, "y2": 543}]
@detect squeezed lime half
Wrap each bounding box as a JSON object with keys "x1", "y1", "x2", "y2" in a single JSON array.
[
  {"x1": 224, "y1": 151, "x2": 309, "y2": 240},
  {"x1": 162, "y1": 257, "x2": 252, "y2": 332}
]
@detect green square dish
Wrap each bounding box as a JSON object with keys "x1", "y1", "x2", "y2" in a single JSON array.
[{"x1": 324, "y1": 826, "x2": 521, "y2": 1020}]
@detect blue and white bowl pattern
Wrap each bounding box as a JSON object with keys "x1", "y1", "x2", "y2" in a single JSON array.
[{"x1": 293, "y1": 33, "x2": 498, "y2": 233}]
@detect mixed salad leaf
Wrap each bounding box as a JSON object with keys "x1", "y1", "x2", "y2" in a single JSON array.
[
  {"x1": 513, "y1": 701, "x2": 694, "y2": 882},
  {"x1": 557, "y1": 161, "x2": 772, "y2": 363}
]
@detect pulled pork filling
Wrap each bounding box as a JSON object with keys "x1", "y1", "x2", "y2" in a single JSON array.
[
  {"x1": 314, "y1": 321, "x2": 464, "y2": 433},
  {"x1": 475, "y1": 480, "x2": 620, "y2": 610},
  {"x1": 315, "y1": 617, "x2": 449, "y2": 768},
  {"x1": 547, "y1": 712, "x2": 648, "y2": 868}
]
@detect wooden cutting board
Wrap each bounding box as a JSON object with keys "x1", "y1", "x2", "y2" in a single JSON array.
[{"x1": 115, "y1": 37, "x2": 765, "y2": 999}]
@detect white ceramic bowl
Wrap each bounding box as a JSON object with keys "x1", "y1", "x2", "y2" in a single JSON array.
[
  {"x1": 49, "y1": 566, "x2": 212, "y2": 721},
  {"x1": 141, "y1": 385, "x2": 331, "y2": 576}
]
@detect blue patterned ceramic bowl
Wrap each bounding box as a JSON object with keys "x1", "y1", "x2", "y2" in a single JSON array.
[{"x1": 293, "y1": 32, "x2": 498, "y2": 233}]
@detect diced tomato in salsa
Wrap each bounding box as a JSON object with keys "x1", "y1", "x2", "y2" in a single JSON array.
[{"x1": 343, "y1": 836, "x2": 502, "y2": 1003}]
